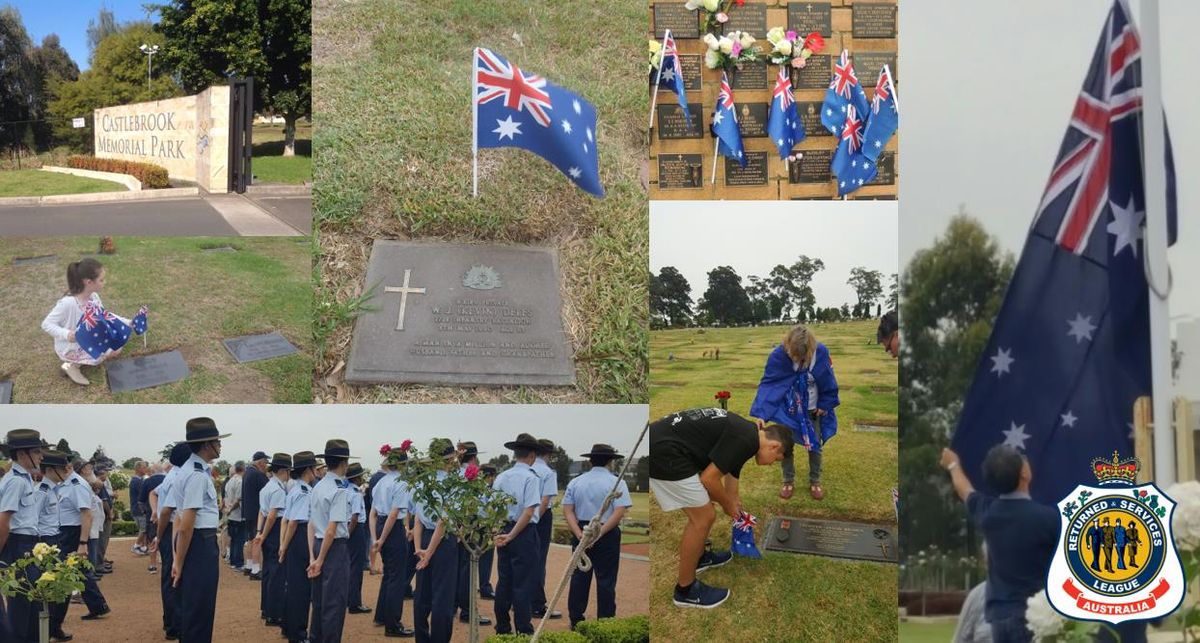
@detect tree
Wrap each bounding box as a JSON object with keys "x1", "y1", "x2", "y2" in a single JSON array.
[
  {"x1": 839, "y1": 303, "x2": 851, "y2": 319},
  {"x1": 158, "y1": 443, "x2": 175, "y2": 461},
  {"x1": 887, "y1": 273, "x2": 899, "y2": 310},
  {"x1": 0, "y1": 8, "x2": 39, "y2": 158},
  {"x1": 549, "y1": 446, "x2": 571, "y2": 489},
  {"x1": 650, "y1": 266, "x2": 692, "y2": 328},
  {"x1": 745, "y1": 275, "x2": 774, "y2": 324},
  {"x1": 635, "y1": 456, "x2": 649, "y2": 493},
  {"x1": 121, "y1": 457, "x2": 142, "y2": 470},
  {"x1": 486, "y1": 454, "x2": 510, "y2": 471},
  {"x1": 788, "y1": 256, "x2": 825, "y2": 322},
  {"x1": 257, "y1": 0, "x2": 311, "y2": 155},
  {"x1": 91, "y1": 446, "x2": 115, "y2": 470},
  {"x1": 86, "y1": 6, "x2": 120, "y2": 58},
  {"x1": 847, "y1": 267, "x2": 884, "y2": 319},
  {"x1": 696, "y1": 266, "x2": 752, "y2": 326},
  {"x1": 899, "y1": 213, "x2": 1015, "y2": 560}
]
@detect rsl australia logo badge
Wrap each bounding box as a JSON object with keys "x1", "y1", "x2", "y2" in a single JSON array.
[{"x1": 1046, "y1": 452, "x2": 1185, "y2": 624}]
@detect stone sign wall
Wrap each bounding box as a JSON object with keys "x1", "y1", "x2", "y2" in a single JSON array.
[
  {"x1": 649, "y1": 0, "x2": 898, "y2": 200},
  {"x1": 94, "y1": 85, "x2": 231, "y2": 193}
]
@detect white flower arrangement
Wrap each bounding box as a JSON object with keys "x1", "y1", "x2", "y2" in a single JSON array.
[
  {"x1": 765, "y1": 27, "x2": 826, "y2": 68},
  {"x1": 1025, "y1": 592, "x2": 1101, "y2": 642},
  {"x1": 1167, "y1": 480, "x2": 1200, "y2": 551},
  {"x1": 701, "y1": 30, "x2": 760, "y2": 70}
]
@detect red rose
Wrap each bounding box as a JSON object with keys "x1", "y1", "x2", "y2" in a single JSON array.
[
  {"x1": 379, "y1": 444, "x2": 391, "y2": 456},
  {"x1": 715, "y1": 390, "x2": 731, "y2": 400},
  {"x1": 803, "y1": 32, "x2": 825, "y2": 54},
  {"x1": 734, "y1": 0, "x2": 745, "y2": 6},
  {"x1": 399, "y1": 439, "x2": 413, "y2": 452},
  {"x1": 464, "y1": 463, "x2": 480, "y2": 481}
]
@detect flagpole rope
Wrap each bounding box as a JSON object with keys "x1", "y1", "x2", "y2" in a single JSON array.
[{"x1": 530, "y1": 422, "x2": 649, "y2": 643}]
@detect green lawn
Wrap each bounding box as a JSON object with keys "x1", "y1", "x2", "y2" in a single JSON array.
[
  {"x1": 0, "y1": 237, "x2": 313, "y2": 403},
  {"x1": 252, "y1": 123, "x2": 312, "y2": 185},
  {"x1": 899, "y1": 620, "x2": 957, "y2": 642},
  {"x1": 311, "y1": 0, "x2": 647, "y2": 404},
  {"x1": 650, "y1": 321, "x2": 898, "y2": 641},
  {"x1": 0, "y1": 169, "x2": 127, "y2": 197},
  {"x1": 552, "y1": 490, "x2": 649, "y2": 547}
]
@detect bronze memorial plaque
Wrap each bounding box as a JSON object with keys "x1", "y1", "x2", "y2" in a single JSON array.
[
  {"x1": 789, "y1": 149, "x2": 833, "y2": 184},
  {"x1": 721, "y1": 3, "x2": 767, "y2": 37},
  {"x1": 735, "y1": 103, "x2": 769, "y2": 139},
  {"x1": 852, "y1": 3, "x2": 898, "y2": 39},
  {"x1": 657, "y1": 154, "x2": 705, "y2": 190},
  {"x1": 653, "y1": 3, "x2": 701, "y2": 39},
  {"x1": 797, "y1": 101, "x2": 831, "y2": 138},
  {"x1": 656, "y1": 103, "x2": 704, "y2": 139},
  {"x1": 868, "y1": 151, "x2": 896, "y2": 185},
  {"x1": 787, "y1": 1, "x2": 833, "y2": 37},
  {"x1": 730, "y1": 61, "x2": 769, "y2": 91},
  {"x1": 792, "y1": 54, "x2": 832, "y2": 91},
  {"x1": 725, "y1": 151, "x2": 769, "y2": 187},
  {"x1": 763, "y1": 516, "x2": 899, "y2": 563},
  {"x1": 854, "y1": 52, "x2": 896, "y2": 88},
  {"x1": 651, "y1": 53, "x2": 702, "y2": 92}
]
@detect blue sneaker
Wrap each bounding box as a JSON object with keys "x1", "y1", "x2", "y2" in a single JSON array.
[
  {"x1": 673, "y1": 580, "x2": 730, "y2": 609},
  {"x1": 695, "y1": 549, "x2": 732, "y2": 573}
]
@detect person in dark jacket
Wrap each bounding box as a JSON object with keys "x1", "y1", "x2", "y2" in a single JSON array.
[{"x1": 242, "y1": 451, "x2": 269, "y2": 579}]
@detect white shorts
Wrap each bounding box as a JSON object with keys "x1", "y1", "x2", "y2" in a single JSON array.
[{"x1": 650, "y1": 475, "x2": 711, "y2": 512}]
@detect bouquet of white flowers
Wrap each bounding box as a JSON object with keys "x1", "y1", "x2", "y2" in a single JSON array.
[
  {"x1": 1025, "y1": 592, "x2": 1100, "y2": 642},
  {"x1": 684, "y1": 0, "x2": 746, "y2": 35},
  {"x1": 765, "y1": 27, "x2": 825, "y2": 68},
  {"x1": 700, "y1": 30, "x2": 760, "y2": 70}
]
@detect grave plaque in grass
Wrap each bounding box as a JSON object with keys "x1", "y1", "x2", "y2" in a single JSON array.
[
  {"x1": 106, "y1": 350, "x2": 190, "y2": 393},
  {"x1": 763, "y1": 516, "x2": 898, "y2": 563},
  {"x1": 0, "y1": 380, "x2": 11, "y2": 404},
  {"x1": 346, "y1": 241, "x2": 575, "y2": 386},
  {"x1": 13, "y1": 254, "x2": 57, "y2": 266},
  {"x1": 223, "y1": 331, "x2": 298, "y2": 363}
]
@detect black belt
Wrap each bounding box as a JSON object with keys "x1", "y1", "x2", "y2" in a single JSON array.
[
  {"x1": 9, "y1": 533, "x2": 38, "y2": 543},
  {"x1": 194, "y1": 528, "x2": 217, "y2": 537}
]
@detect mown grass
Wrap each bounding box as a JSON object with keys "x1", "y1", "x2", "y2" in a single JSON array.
[
  {"x1": 899, "y1": 620, "x2": 957, "y2": 642},
  {"x1": 0, "y1": 237, "x2": 312, "y2": 403},
  {"x1": 649, "y1": 321, "x2": 898, "y2": 641},
  {"x1": 552, "y1": 490, "x2": 650, "y2": 546},
  {"x1": 0, "y1": 169, "x2": 126, "y2": 197},
  {"x1": 252, "y1": 123, "x2": 312, "y2": 185},
  {"x1": 311, "y1": 0, "x2": 647, "y2": 404}
]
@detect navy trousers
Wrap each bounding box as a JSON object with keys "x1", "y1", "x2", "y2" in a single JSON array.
[
  {"x1": 309, "y1": 538, "x2": 349, "y2": 643},
  {"x1": 494, "y1": 523, "x2": 539, "y2": 635},
  {"x1": 3, "y1": 534, "x2": 38, "y2": 643},
  {"x1": 375, "y1": 518, "x2": 408, "y2": 628},
  {"x1": 347, "y1": 521, "x2": 368, "y2": 608},
  {"x1": 533, "y1": 509, "x2": 553, "y2": 612},
  {"x1": 568, "y1": 524, "x2": 621, "y2": 626},
  {"x1": 179, "y1": 528, "x2": 219, "y2": 643},
  {"x1": 415, "y1": 531, "x2": 457, "y2": 643},
  {"x1": 158, "y1": 522, "x2": 181, "y2": 636},
  {"x1": 39, "y1": 534, "x2": 66, "y2": 636},
  {"x1": 228, "y1": 519, "x2": 246, "y2": 569},
  {"x1": 262, "y1": 525, "x2": 285, "y2": 621},
  {"x1": 56, "y1": 526, "x2": 107, "y2": 615},
  {"x1": 479, "y1": 546, "x2": 495, "y2": 593},
  {"x1": 283, "y1": 522, "x2": 311, "y2": 642}
]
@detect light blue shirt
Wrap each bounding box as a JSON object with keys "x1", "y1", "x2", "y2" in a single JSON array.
[
  {"x1": 493, "y1": 462, "x2": 541, "y2": 524},
  {"x1": 310, "y1": 473, "x2": 350, "y2": 540},
  {"x1": 0, "y1": 462, "x2": 37, "y2": 535},
  {"x1": 350, "y1": 485, "x2": 366, "y2": 523},
  {"x1": 260, "y1": 476, "x2": 288, "y2": 517},
  {"x1": 388, "y1": 478, "x2": 414, "y2": 519},
  {"x1": 34, "y1": 480, "x2": 60, "y2": 537},
  {"x1": 414, "y1": 470, "x2": 447, "y2": 530},
  {"x1": 284, "y1": 481, "x2": 312, "y2": 521},
  {"x1": 563, "y1": 467, "x2": 632, "y2": 523},
  {"x1": 532, "y1": 457, "x2": 558, "y2": 520},
  {"x1": 372, "y1": 471, "x2": 398, "y2": 516},
  {"x1": 54, "y1": 472, "x2": 93, "y2": 528},
  {"x1": 174, "y1": 454, "x2": 219, "y2": 529}
]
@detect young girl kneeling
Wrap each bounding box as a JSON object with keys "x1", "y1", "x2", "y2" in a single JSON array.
[{"x1": 40, "y1": 258, "x2": 128, "y2": 386}]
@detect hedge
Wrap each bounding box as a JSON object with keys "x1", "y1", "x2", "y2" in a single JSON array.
[
  {"x1": 67, "y1": 156, "x2": 170, "y2": 189},
  {"x1": 486, "y1": 632, "x2": 586, "y2": 643},
  {"x1": 575, "y1": 616, "x2": 649, "y2": 643},
  {"x1": 111, "y1": 520, "x2": 138, "y2": 537}
]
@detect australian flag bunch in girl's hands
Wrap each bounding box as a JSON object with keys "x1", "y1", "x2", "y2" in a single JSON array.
[
  {"x1": 731, "y1": 511, "x2": 763, "y2": 559},
  {"x1": 75, "y1": 302, "x2": 149, "y2": 359}
]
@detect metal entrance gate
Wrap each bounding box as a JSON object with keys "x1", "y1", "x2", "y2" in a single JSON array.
[{"x1": 228, "y1": 77, "x2": 253, "y2": 193}]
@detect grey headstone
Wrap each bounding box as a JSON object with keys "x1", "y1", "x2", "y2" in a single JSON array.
[
  {"x1": 346, "y1": 240, "x2": 575, "y2": 386},
  {"x1": 0, "y1": 381, "x2": 11, "y2": 404},
  {"x1": 223, "y1": 331, "x2": 298, "y2": 363},
  {"x1": 853, "y1": 422, "x2": 897, "y2": 433},
  {"x1": 763, "y1": 516, "x2": 898, "y2": 563},
  {"x1": 106, "y1": 350, "x2": 190, "y2": 393},
  {"x1": 13, "y1": 254, "x2": 57, "y2": 266}
]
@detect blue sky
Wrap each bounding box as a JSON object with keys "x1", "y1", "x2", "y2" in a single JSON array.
[{"x1": 7, "y1": 1, "x2": 159, "y2": 70}]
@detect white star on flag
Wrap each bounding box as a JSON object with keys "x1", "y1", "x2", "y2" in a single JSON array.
[
  {"x1": 493, "y1": 116, "x2": 522, "y2": 140},
  {"x1": 712, "y1": 111, "x2": 724, "y2": 125},
  {"x1": 586, "y1": 128, "x2": 593, "y2": 142},
  {"x1": 1003, "y1": 422, "x2": 1030, "y2": 450},
  {"x1": 1106, "y1": 195, "x2": 1144, "y2": 257},
  {"x1": 568, "y1": 167, "x2": 581, "y2": 179},
  {"x1": 1061, "y1": 411, "x2": 1078, "y2": 428},
  {"x1": 990, "y1": 347, "x2": 1014, "y2": 377},
  {"x1": 1066, "y1": 313, "x2": 1096, "y2": 344},
  {"x1": 825, "y1": 108, "x2": 833, "y2": 116},
  {"x1": 874, "y1": 140, "x2": 882, "y2": 148},
  {"x1": 662, "y1": 68, "x2": 676, "y2": 83},
  {"x1": 777, "y1": 138, "x2": 785, "y2": 147},
  {"x1": 583, "y1": 143, "x2": 588, "y2": 154},
  {"x1": 561, "y1": 120, "x2": 573, "y2": 134},
  {"x1": 573, "y1": 99, "x2": 582, "y2": 114}
]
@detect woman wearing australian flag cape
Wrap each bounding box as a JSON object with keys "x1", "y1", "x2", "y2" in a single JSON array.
[{"x1": 750, "y1": 324, "x2": 840, "y2": 501}]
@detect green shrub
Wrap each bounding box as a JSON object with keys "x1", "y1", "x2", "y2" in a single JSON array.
[
  {"x1": 574, "y1": 616, "x2": 649, "y2": 643},
  {"x1": 111, "y1": 520, "x2": 138, "y2": 537},
  {"x1": 66, "y1": 156, "x2": 169, "y2": 188},
  {"x1": 486, "y1": 632, "x2": 587, "y2": 643}
]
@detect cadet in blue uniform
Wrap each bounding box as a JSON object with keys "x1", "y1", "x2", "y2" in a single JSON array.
[
  {"x1": 0, "y1": 429, "x2": 47, "y2": 643},
  {"x1": 345, "y1": 463, "x2": 372, "y2": 615},
  {"x1": 56, "y1": 458, "x2": 109, "y2": 622},
  {"x1": 454, "y1": 442, "x2": 491, "y2": 626},
  {"x1": 477, "y1": 465, "x2": 498, "y2": 600},
  {"x1": 413, "y1": 440, "x2": 460, "y2": 643},
  {"x1": 35, "y1": 450, "x2": 70, "y2": 642},
  {"x1": 170, "y1": 417, "x2": 229, "y2": 643},
  {"x1": 531, "y1": 438, "x2": 561, "y2": 620},
  {"x1": 492, "y1": 433, "x2": 542, "y2": 636},
  {"x1": 280, "y1": 451, "x2": 317, "y2": 643},
  {"x1": 370, "y1": 448, "x2": 415, "y2": 637},
  {"x1": 254, "y1": 453, "x2": 291, "y2": 627},
  {"x1": 308, "y1": 439, "x2": 356, "y2": 643},
  {"x1": 150, "y1": 442, "x2": 195, "y2": 640},
  {"x1": 563, "y1": 444, "x2": 633, "y2": 629}
]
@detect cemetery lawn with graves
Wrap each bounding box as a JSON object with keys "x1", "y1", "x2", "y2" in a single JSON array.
[
  {"x1": 0, "y1": 237, "x2": 312, "y2": 404},
  {"x1": 648, "y1": 320, "x2": 898, "y2": 641},
  {"x1": 252, "y1": 123, "x2": 313, "y2": 185},
  {"x1": 312, "y1": 0, "x2": 647, "y2": 404},
  {"x1": 0, "y1": 169, "x2": 127, "y2": 197}
]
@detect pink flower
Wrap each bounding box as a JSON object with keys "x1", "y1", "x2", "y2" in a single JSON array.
[
  {"x1": 786, "y1": 30, "x2": 797, "y2": 41},
  {"x1": 715, "y1": 12, "x2": 729, "y2": 23},
  {"x1": 379, "y1": 444, "x2": 391, "y2": 456},
  {"x1": 399, "y1": 439, "x2": 413, "y2": 452},
  {"x1": 792, "y1": 57, "x2": 806, "y2": 69},
  {"x1": 464, "y1": 463, "x2": 480, "y2": 481},
  {"x1": 731, "y1": 41, "x2": 742, "y2": 57}
]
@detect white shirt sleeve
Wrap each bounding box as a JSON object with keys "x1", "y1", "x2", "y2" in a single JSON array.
[{"x1": 41, "y1": 297, "x2": 74, "y2": 341}]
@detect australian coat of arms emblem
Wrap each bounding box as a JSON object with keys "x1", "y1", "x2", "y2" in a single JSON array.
[
  {"x1": 462, "y1": 265, "x2": 502, "y2": 290},
  {"x1": 1046, "y1": 452, "x2": 1185, "y2": 623}
]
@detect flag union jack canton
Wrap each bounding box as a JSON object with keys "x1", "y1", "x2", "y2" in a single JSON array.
[
  {"x1": 656, "y1": 30, "x2": 692, "y2": 126},
  {"x1": 950, "y1": 0, "x2": 1177, "y2": 504},
  {"x1": 711, "y1": 72, "x2": 745, "y2": 168},
  {"x1": 75, "y1": 302, "x2": 148, "y2": 360},
  {"x1": 474, "y1": 47, "x2": 604, "y2": 197}
]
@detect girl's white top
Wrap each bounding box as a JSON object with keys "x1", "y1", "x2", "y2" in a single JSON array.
[
  {"x1": 89, "y1": 491, "x2": 103, "y2": 540},
  {"x1": 793, "y1": 350, "x2": 818, "y2": 411},
  {"x1": 41, "y1": 293, "x2": 129, "y2": 361}
]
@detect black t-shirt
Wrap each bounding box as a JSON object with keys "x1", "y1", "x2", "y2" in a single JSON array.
[
  {"x1": 649, "y1": 408, "x2": 760, "y2": 481},
  {"x1": 966, "y1": 492, "x2": 1061, "y2": 621},
  {"x1": 243, "y1": 467, "x2": 267, "y2": 519}
]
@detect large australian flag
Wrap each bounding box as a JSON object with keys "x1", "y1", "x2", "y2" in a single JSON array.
[
  {"x1": 765, "y1": 67, "x2": 804, "y2": 160},
  {"x1": 950, "y1": 0, "x2": 1177, "y2": 504},
  {"x1": 474, "y1": 47, "x2": 604, "y2": 197},
  {"x1": 75, "y1": 302, "x2": 148, "y2": 360},
  {"x1": 711, "y1": 72, "x2": 745, "y2": 167}
]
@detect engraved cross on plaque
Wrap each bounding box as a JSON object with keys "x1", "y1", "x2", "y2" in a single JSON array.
[{"x1": 384, "y1": 269, "x2": 427, "y2": 331}]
